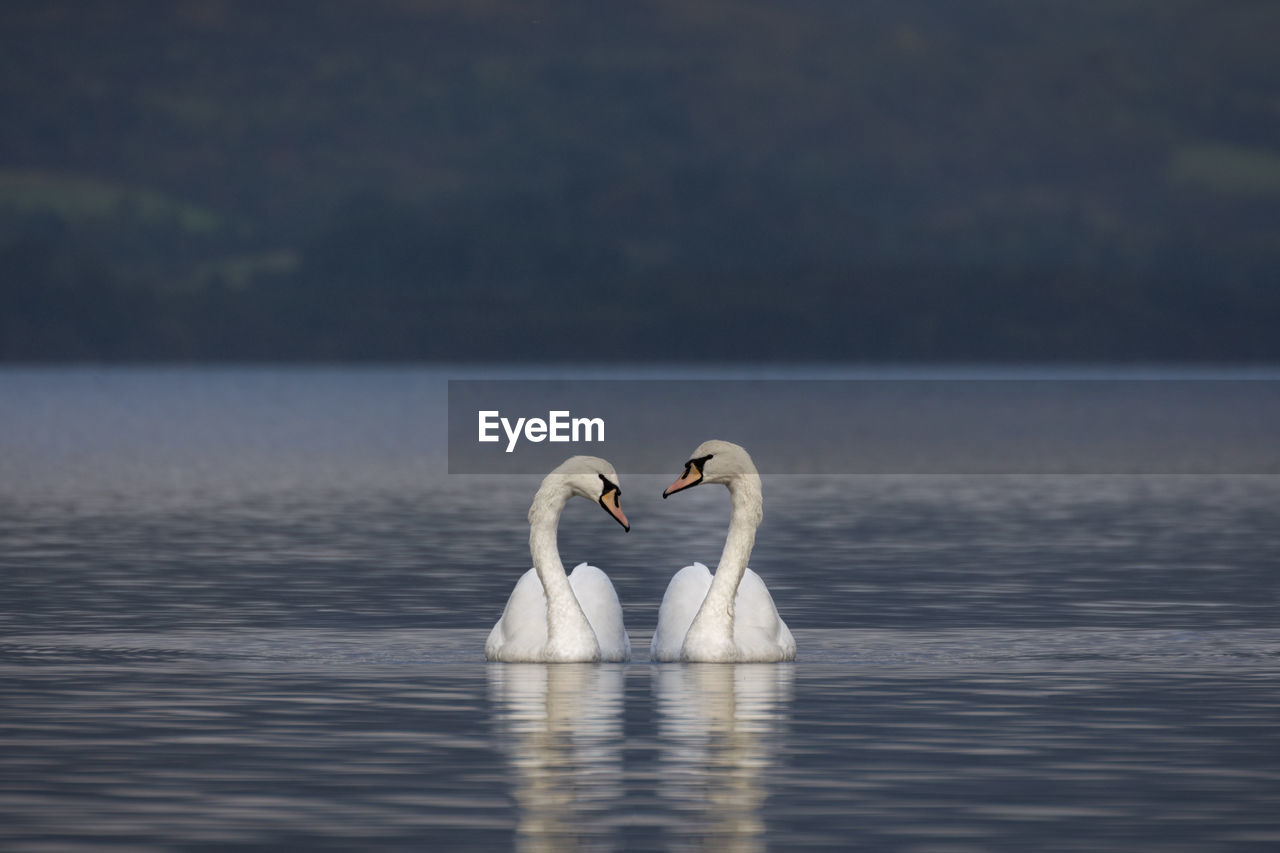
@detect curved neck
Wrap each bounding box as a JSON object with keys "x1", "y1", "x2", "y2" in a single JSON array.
[
  {"x1": 529, "y1": 484, "x2": 597, "y2": 657},
  {"x1": 685, "y1": 474, "x2": 762, "y2": 649}
]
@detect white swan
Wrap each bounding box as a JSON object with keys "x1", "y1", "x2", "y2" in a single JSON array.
[
  {"x1": 650, "y1": 440, "x2": 796, "y2": 663},
  {"x1": 486, "y1": 456, "x2": 632, "y2": 662}
]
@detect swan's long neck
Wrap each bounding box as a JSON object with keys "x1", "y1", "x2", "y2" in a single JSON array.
[
  {"x1": 529, "y1": 485, "x2": 599, "y2": 660},
  {"x1": 684, "y1": 473, "x2": 762, "y2": 656}
]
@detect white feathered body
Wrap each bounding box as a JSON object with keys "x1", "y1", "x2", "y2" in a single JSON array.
[
  {"x1": 487, "y1": 563, "x2": 631, "y2": 663},
  {"x1": 650, "y1": 562, "x2": 795, "y2": 663}
]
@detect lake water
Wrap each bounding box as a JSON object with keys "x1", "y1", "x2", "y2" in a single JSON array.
[{"x1": 2, "y1": 366, "x2": 1278, "y2": 850}]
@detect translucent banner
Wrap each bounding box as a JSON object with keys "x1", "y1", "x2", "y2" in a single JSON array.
[{"x1": 448, "y1": 379, "x2": 1280, "y2": 475}]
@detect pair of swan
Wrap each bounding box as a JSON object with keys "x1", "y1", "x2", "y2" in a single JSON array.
[{"x1": 484, "y1": 440, "x2": 796, "y2": 664}]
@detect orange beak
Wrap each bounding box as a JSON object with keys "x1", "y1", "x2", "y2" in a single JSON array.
[
  {"x1": 600, "y1": 489, "x2": 630, "y2": 532},
  {"x1": 662, "y1": 465, "x2": 703, "y2": 498}
]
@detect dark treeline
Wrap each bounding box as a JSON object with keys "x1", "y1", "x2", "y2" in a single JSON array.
[{"x1": 1, "y1": 1, "x2": 1278, "y2": 362}]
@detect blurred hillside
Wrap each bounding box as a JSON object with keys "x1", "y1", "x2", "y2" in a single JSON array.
[{"x1": 1, "y1": 0, "x2": 1278, "y2": 361}]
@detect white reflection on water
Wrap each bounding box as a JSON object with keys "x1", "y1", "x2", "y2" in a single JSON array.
[
  {"x1": 487, "y1": 664, "x2": 626, "y2": 852},
  {"x1": 655, "y1": 664, "x2": 794, "y2": 852},
  {"x1": 485, "y1": 662, "x2": 798, "y2": 852}
]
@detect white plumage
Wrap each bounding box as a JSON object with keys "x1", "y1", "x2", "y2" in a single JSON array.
[
  {"x1": 486, "y1": 456, "x2": 632, "y2": 663},
  {"x1": 650, "y1": 562, "x2": 793, "y2": 663},
  {"x1": 650, "y1": 441, "x2": 795, "y2": 663},
  {"x1": 487, "y1": 563, "x2": 631, "y2": 662}
]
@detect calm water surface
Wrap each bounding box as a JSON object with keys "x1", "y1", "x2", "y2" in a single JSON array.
[{"x1": 2, "y1": 367, "x2": 1278, "y2": 850}]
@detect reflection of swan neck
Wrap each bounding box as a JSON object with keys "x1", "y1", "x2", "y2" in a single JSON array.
[
  {"x1": 489, "y1": 664, "x2": 625, "y2": 850},
  {"x1": 656, "y1": 662, "x2": 792, "y2": 851},
  {"x1": 688, "y1": 475, "x2": 762, "y2": 648},
  {"x1": 529, "y1": 484, "x2": 596, "y2": 657}
]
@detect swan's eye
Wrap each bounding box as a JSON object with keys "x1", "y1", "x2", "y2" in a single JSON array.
[
  {"x1": 688, "y1": 454, "x2": 714, "y2": 475},
  {"x1": 598, "y1": 473, "x2": 620, "y2": 498}
]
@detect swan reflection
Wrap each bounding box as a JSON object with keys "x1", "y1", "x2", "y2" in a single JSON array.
[
  {"x1": 487, "y1": 664, "x2": 625, "y2": 852},
  {"x1": 655, "y1": 663, "x2": 795, "y2": 852}
]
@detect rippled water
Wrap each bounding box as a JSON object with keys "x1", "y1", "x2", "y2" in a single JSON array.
[
  {"x1": 2, "y1": 367, "x2": 1278, "y2": 850},
  {"x1": 3, "y1": 630, "x2": 1279, "y2": 850}
]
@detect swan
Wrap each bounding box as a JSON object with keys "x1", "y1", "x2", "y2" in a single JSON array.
[
  {"x1": 486, "y1": 456, "x2": 632, "y2": 662},
  {"x1": 650, "y1": 440, "x2": 796, "y2": 663}
]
